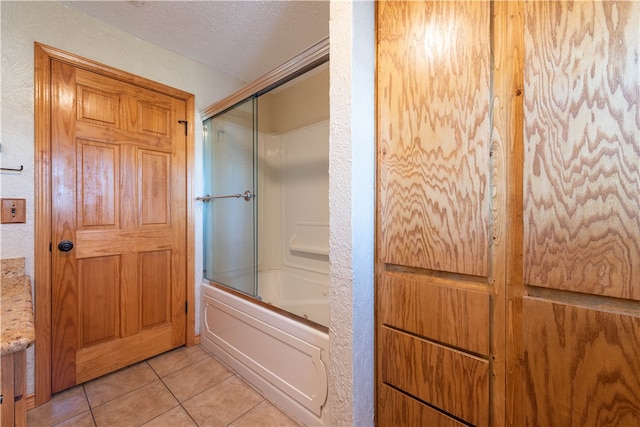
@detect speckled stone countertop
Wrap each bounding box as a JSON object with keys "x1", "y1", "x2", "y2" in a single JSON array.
[{"x1": 1, "y1": 258, "x2": 35, "y2": 356}]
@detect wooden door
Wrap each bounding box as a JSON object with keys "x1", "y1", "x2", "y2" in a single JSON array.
[{"x1": 50, "y1": 59, "x2": 188, "y2": 392}]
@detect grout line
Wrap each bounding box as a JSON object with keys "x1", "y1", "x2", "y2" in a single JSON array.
[
  {"x1": 89, "y1": 407, "x2": 98, "y2": 427},
  {"x1": 81, "y1": 383, "x2": 97, "y2": 427},
  {"x1": 84, "y1": 362, "x2": 160, "y2": 410},
  {"x1": 157, "y1": 371, "x2": 257, "y2": 427},
  {"x1": 224, "y1": 399, "x2": 266, "y2": 427},
  {"x1": 34, "y1": 346, "x2": 300, "y2": 427},
  {"x1": 156, "y1": 372, "x2": 182, "y2": 407},
  {"x1": 138, "y1": 403, "x2": 187, "y2": 427},
  {"x1": 181, "y1": 405, "x2": 200, "y2": 427},
  {"x1": 147, "y1": 345, "x2": 211, "y2": 378},
  {"x1": 153, "y1": 354, "x2": 235, "y2": 426}
]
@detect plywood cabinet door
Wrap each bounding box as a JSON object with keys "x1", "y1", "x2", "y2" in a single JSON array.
[
  {"x1": 376, "y1": 1, "x2": 494, "y2": 425},
  {"x1": 522, "y1": 2, "x2": 640, "y2": 425},
  {"x1": 376, "y1": 0, "x2": 640, "y2": 425},
  {"x1": 377, "y1": 0, "x2": 491, "y2": 278}
]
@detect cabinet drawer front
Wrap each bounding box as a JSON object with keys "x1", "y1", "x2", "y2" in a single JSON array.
[
  {"x1": 379, "y1": 274, "x2": 489, "y2": 355},
  {"x1": 380, "y1": 327, "x2": 489, "y2": 426},
  {"x1": 378, "y1": 383, "x2": 466, "y2": 427}
]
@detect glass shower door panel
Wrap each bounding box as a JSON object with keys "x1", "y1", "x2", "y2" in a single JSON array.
[{"x1": 203, "y1": 99, "x2": 256, "y2": 296}]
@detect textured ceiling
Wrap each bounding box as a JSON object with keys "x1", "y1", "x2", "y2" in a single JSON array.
[{"x1": 60, "y1": 0, "x2": 330, "y2": 83}]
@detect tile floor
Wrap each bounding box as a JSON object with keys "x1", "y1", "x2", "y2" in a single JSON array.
[{"x1": 27, "y1": 345, "x2": 301, "y2": 427}]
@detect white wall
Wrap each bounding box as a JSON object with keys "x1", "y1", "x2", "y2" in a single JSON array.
[
  {"x1": 280, "y1": 122, "x2": 330, "y2": 273},
  {"x1": 258, "y1": 122, "x2": 330, "y2": 275},
  {"x1": 0, "y1": 0, "x2": 243, "y2": 395},
  {"x1": 257, "y1": 70, "x2": 330, "y2": 276},
  {"x1": 328, "y1": 1, "x2": 375, "y2": 425}
]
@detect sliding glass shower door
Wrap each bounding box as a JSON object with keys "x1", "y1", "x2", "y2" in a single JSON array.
[{"x1": 202, "y1": 98, "x2": 257, "y2": 296}]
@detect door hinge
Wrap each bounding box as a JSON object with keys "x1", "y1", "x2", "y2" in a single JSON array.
[
  {"x1": 178, "y1": 120, "x2": 188, "y2": 136},
  {"x1": 185, "y1": 301, "x2": 188, "y2": 314},
  {"x1": 49, "y1": 242, "x2": 52, "y2": 252}
]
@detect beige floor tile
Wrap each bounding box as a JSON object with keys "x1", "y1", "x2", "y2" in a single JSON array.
[
  {"x1": 141, "y1": 406, "x2": 197, "y2": 427},
  {"x1": 54, "y1": 411, "x2": 96, "y2": 427},
  {"x1": 83, "y1": 362, "x2": 158, "y2": 408},
  {"x1": 92, "y1": 380, "x2": 178, "y2": 426},
  {"x1": 147, "y1": 345, "x2": 209, "y2": 378},
  {"x1": 229, "y1": 401, "x2": 300, "y2": 427},
  {"x1": 161, "y1": 356, "x2": 233, "y2": 402},
  {"x1": 27, "y1": 386, "x2": 89, "y2": 427},
  {"x1": 182, "y1": 376, "x2": 264, "y2": 427}
]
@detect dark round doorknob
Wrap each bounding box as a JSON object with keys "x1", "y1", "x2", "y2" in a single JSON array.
[{"x1": 57, "y1": 240, "x2": 74, "y2": 252}]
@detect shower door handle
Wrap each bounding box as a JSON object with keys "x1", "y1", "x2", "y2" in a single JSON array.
[{"x1": 196, "y1": 190, "x2": 254, "y2": 202}]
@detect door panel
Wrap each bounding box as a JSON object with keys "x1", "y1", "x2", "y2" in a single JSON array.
[
  {"x1": 77, "y1": 256, "x2": 119, "y2": 348},
  {"x1": 76, "y1": 84, "x2": 119, "y2": 127},
  {"x1": 77, "y1": 140, "x2": 119, "y2": 229},
  {"x1": 138, "y1": 102, "x2": 171, "y2": 136},
  {"x1": 202, "y1": 99, "x2": 257, "y2": 296},
  {"x1": 140, "y1": 250, "x2": 171, "y2": 329},
  {"x1": 51, "y1": 59, "x2": 187, "y2": 393},
  {"x1": 75, "y1": 323, "x2": 174, "y2": 385},
  {"x1": 139, "y1": 150, "x2": 170, "y2": 226}
]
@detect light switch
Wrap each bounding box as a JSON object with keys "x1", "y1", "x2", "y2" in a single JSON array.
[{"x1": 1, "y1": 199, "x2": 26, "y2": 224}]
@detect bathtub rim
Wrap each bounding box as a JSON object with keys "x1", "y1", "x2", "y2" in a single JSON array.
[{"x1": 203, "y1": 278, "x2": 329, "y2": 334}]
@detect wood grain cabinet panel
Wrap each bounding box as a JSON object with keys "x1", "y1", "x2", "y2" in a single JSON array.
[
  {"x1": 523, "y1": 297, "x2": 640, "y2": 426},
  {"x1": 376, "y1": 0, "x2": 640, "y2": 425},
  {"x1": 376, "y1": 0, "x2": 497, "y2": 424},
  {"x1": 377, "y1": 384, "x2": 465, "y2": 427},
  {"x1": 1, "y1": 351, "x2": 27, "y2": 427},
  {"x1": 380, "y1": 327, "x2": 489, "y2": 426},
  {"x1": 523, "y1": 1, "x2": 640, "y2": 299},
  {"x1": 379, "y1": 273, "x2": 489, "y2": 356},
  {"x1": 521, "y1": 2, "x2": 640, "y2": 426},
  {"x1": 377, "y1": 0, "x2": 491, "y2": 277}
]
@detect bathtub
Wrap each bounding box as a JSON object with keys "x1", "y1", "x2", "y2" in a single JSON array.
[
  {"x1": 201, "y1": 270, "x2": 330, "y2": 426},
  {"x1": 258, "y1": 269, "x2": 329, "y2": 327}
]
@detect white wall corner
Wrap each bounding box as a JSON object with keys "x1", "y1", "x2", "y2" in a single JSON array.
[{"x1": 328, "y1": 1, "x2": 375, "y2": 426}]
